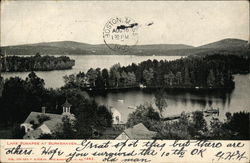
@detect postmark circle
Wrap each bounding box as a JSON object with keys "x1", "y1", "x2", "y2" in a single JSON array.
[{"x1": 103, "y1": 17, "x2": 139, "y2": 53}]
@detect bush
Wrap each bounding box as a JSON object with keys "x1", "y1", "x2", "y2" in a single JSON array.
[
  {"x1": 188, "y1": 111, "x2": 208, "y2": 139},
  {"x1": 156, "y1": 114, "x2": 191, "y2": 139},
  {"x1": 127, "y1": 104, "x2": 160, "y2": 128},
  {"x1": 96, "y1": 105, "x2": 113, "y2": 128},
  {"x1": 222, "y1": 111, "x2": 249, "y2": 139},
  {"x1": 12, "y1": 124, "x2": 25, "y2": 139},
  {"x1": 208, "y1": 117, "x2": 231, "y2": 139},
  {"x1": 37, "y1": 114, "x2": 51, "y2": 124}
]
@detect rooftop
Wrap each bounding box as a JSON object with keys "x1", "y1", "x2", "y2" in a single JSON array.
[
  {"x1": 123, "y1": 123, "x2": 157, "y2": 139},
  {"x1": 62, "y1": 100, "x2": 72, "y2": 107},
  {"x1": 24, "y1": 112, "x2": 62, "y2": 125},
  {"x1": 43, "y1": 118, "x2": 62, "y2": 132}
]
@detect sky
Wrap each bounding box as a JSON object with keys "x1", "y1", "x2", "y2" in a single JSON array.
[{"x1": 1, "y1": 1, "x2": 249, "y2": 47}]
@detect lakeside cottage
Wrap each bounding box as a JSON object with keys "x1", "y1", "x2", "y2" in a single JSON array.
[
  {"x1": 109, "y1": 107, "x2": 126, "y2": 130},
  {"x1": 21, "y1": 100, "x2": 72, "y2": 139},
  {"x1": 115, "y1": 123, "x2": 157, "y2": 140},
  {"x1": 110, "y1": 107, "x2": 122, "y2": 125}
]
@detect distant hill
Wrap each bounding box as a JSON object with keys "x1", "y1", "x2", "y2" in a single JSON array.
[
  {"x1": 198, "y1": 38, "x2": 248, "y2": 49},
  {"x1": 133, "y1": 44, "x2": 194, "y2": 50},
  {"x1": 192, "y1": 38, "x2": 249, "y2": 56},
  {"x1": 28, "y1": 41, "x2": 92, "y2": 49},
  {"x1": 0, "y1": 38, "x2": 249, "y2": 56}
]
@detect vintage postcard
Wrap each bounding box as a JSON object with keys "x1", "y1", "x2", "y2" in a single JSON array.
[{"x1": 0, "y1": 0, "x2": 249, "y2": 163}]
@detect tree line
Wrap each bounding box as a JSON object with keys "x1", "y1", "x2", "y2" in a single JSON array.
[
  {"x1": 0, "y1": 72, "x2": 112, "y2": 139},
  {"x1": 1, "y1": 54, "x2": 75, "y2": 72},
  {"x1": 63, "y1": 54, "x2": 249, "y2": 90}
]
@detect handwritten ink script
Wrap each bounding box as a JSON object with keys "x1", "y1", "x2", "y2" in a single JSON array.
[{"x1": 1, "y1": 140, "x2": 249, "y2": 162}]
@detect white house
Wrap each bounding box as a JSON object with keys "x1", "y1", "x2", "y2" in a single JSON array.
[
  {"x1": 21, "y1": 100, "x2": 72, "y2": 139},
  {"x1": 110, "y1": 107, "x2": 122, "y2": 125}
]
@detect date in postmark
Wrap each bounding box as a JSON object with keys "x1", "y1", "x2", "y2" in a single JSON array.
[{"x1": 103, "y1": 17, "x2": 139, "y2": 53}]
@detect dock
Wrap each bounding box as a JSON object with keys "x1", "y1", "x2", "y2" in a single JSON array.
[{"x1": 162, "y1": 109, "x2": 219, "y2": 121}]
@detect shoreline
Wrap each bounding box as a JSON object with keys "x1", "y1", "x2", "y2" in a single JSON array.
[{"x1": 81, "y1": 86, "x2": 235, "y2": 94}]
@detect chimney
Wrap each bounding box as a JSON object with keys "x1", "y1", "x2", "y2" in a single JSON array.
[{"x1": 41, "y1": 106, "x2": 46, "y2": 114}]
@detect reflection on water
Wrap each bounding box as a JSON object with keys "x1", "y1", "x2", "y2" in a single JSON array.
[{"x1": 93, "y1": 74, "x2": 250, "y2": 122}]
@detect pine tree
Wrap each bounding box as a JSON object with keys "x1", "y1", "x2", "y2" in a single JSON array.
[
  {"x1": 184, "y1": 67, "x2": 191, "y2": 86},
  {"x1": 207, "y1": 69, "x2": 215, "y2": 87}
]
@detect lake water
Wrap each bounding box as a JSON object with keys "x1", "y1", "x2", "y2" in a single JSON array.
[
  {"x1": 2, "y1": 55, "x2": 249, "y2": 122},
  {"x1": 2, "y1": 55, "x2": 182, "y2": 88},
  {"x1": 93, "y1": 74, "x2": 250, "y2": 122}
]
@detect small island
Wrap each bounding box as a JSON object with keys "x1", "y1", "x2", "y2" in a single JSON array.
[{"x1": 1, "y1": 54, "x2": 75, "y2": 72}]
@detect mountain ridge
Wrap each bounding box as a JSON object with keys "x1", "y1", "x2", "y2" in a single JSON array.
[
  {"x1": 1, "y1": 38, "x2": 249, "y2": 56},
  {"x1": 198, "y1": 38, "x2": 248, "y2": 49}
]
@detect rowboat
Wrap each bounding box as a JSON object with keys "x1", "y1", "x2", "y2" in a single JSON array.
[
  {"x1": 117, "y1": 100, "x2": 124, "y2": 103},
  {"x1": 204, "y1": 108, "x2": 219, "y2": 116},
  {"x1": 128, "y1": 106, "x2": 136, "y2": 109}
]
